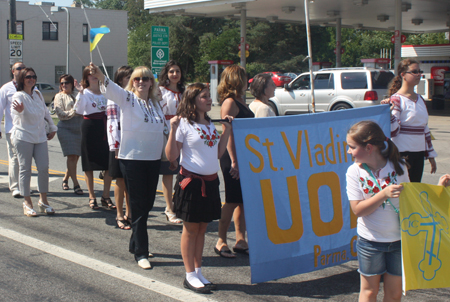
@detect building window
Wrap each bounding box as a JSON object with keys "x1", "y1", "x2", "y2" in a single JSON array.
[
  {"x1": 7, "y1": 20, "x2": 25, "y2": 39},
  {"x1": 83, "y1": 24, "x2": 88, "y2": 42},
  {"x1": 55, "y1": 66, "x2": 66, "y2": 84},
  {"x1": 43, "y1": 22, "x2": 58, "y2": 40}
]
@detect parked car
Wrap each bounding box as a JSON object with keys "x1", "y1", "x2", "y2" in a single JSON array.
[
  {"x1": 267, "y1": 67, "x2": 395, "y2": 116},
  {"x1": 249, "y1": 72, "x2": 291, "y2": 87},
  {"x1": 36, "y1": 82, "x2": 58, "y2": 114}
]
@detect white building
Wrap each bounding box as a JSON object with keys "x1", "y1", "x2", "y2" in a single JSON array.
[{"x1": 0, "y1": 0, "x2": 128, "y2": 85}]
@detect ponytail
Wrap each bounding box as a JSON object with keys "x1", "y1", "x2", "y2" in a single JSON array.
[
  {"x1": 383, "y1": 139, "x2": 407, "y2": 176},
  {"x1": 387, "y1": 75, "x2": 402, "y2": 97}
]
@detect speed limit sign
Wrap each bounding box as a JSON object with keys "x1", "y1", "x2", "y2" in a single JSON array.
[{"x1": 10, "y1": 40, "x2": 23, "y2": 65}]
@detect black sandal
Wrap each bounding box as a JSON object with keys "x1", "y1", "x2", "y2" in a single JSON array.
[
  {"x1": 116, "y1": 217, "x2": 131, "y2": 230},
  {"x1": 101, "y1": 197, "x2": 116, "y2": 210},
  {"x1": 73, "y1": 185, "x2": 83, "y2": 195},
  {"x1": 62, "y1": 180, "x2": 69, "y2": 190},
  {"x1": 89, "y1": 198, "x2": 99, "y2": 210}
]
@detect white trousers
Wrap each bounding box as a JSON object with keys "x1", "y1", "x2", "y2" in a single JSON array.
[
  {"x1": 6, "y1": 133, "x2": 19, "y2": 192},
  {"x1": 12, "y1": 139, "x2": 49, "y2": 197}
]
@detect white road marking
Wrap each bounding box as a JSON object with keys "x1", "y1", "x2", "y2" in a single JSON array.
[
  {"x1": 0, "y1": 227, "x2": 216, "y2": 302},
  {"x1": 0, "y1": 175, "x2": 60, "y2": 187}
]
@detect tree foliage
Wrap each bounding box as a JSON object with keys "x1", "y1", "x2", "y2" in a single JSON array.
[{"x1": 92, "y1": 0, "x2": 449, "y2": 81}]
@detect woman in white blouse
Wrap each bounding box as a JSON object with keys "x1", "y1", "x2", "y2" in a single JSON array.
[
  {"x1": 54, "y1": 74, "x2": 83, "y2": 195},
  {"x1": 386, "y1": 59, "x2": 437, "y2": 182},
  {"x1": 89, "y1": 62, "x2": 164, "y2": 270},
  {"x1": 249, "y1": 73, "x2": 277, "y2": 118},
  {"x1": 11, "y1": 67, "x2": 58, "y2": 217},
  {"x1": 75, "y1": 67, "x2": 114, "y2": 210}
]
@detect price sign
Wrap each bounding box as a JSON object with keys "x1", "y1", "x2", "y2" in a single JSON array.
[{"x1": 10, "y1": 40, "x2": 23, "y2": 65}]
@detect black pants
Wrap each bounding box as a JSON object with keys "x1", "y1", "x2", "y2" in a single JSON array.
[
  {"x1": 119, "y1": 159, "x2": 161, "y2": 261},
  {"x1": 401, "y1": 151, "x2": 425, "y2": 183}
]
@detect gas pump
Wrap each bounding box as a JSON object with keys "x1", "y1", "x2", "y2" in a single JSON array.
[{"x1": 208, "y1": 60, "x2": 234, "y2": 105}]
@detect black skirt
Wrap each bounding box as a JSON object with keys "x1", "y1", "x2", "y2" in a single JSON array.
[
  {"x1": 173, "y1": 172, "x2": 222, "y2": 223},
  {"x1": 220, "y1": 149, "x2": 244, "y2": 203},
  {"x1": 108, "y1": 151, "x2": 123, "y2": 179},
  {"x1": 81, "y1": 118, "x2": 109, "y2": 171}
]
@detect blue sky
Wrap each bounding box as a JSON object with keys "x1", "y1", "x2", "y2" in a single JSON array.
[{"x1": 25, "y1": 0, "x2": 80, "y2": 7}]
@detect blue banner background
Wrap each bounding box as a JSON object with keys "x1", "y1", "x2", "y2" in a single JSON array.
[{"x1": 232, "y1": 105, "x2": 391, "y2": 283}]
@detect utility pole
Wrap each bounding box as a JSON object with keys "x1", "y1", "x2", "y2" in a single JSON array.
[{"x1": 9, "y1": 0, "x2": 17, "y2": 34}]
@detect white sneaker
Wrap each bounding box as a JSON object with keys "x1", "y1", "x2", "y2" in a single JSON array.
[
  {"x1": 12, "y1": 190, "x2": 21, "y2": 198},
  {"x1": 137, "y1": 258, "x2": 152, "y2": 269}
]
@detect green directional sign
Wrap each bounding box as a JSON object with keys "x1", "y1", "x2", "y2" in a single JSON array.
[
  {"x1": 151, "y1": 47, "x2": 169, "y2": 75},
  {"x1": 151, "y1": 26, "x2": 169, "y2": 75},
  {"x1": 151, "y1": 26, "x2": 169, "y2": 47}
]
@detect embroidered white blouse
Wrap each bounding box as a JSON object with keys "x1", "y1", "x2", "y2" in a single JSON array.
[
  {"x1": 101, "y1": 78, "x2": 165, "y2": 161},
  {"x1": 10, "y1": 90, "x2": 58, "y2": 144},
  {"x1": 346, "y1": 160, "x2": 410, "y2": 242},
  {"x1": 74, "y1": 89, "x2": 108, "y2": 116},
  {"x1": 106, "y1": 100, "x2": 121, "y2": 151},
  {"x1": 159, "y1": 86, "x2": 181, "y2": 117},
  {"x1": 54, "y1": 93, "x2": 77, "y2": 121},
  {"x1": 176, "y1": 118, "x2": 221, "y2": 175},
  {"x1": 390, "y1": 93, "x2": 437, "y2": 159}
]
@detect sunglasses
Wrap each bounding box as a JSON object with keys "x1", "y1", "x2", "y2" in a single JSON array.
[
  {"x1": 405, "y1": 70, "x2": 423, "y2": 75},
  {"x1": 25, "y1": 75, "x2": 37, "y2": 80},
  {"x1": 15, "y1": 67, "x2": 25, "y2": 71},
  {"x1": 133, "y1": 77, "x2": 151, "y2": 82},
  {"x1": 60, "y1": 81, "x2": 71, "y2": 85}
]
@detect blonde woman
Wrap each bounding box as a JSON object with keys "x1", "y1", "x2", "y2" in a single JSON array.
[{"x1": 90, "y1": 63, "x2": 164, "y2": 270}]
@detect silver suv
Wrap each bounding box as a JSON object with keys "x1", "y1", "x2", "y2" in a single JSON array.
[{"x1": 268, "y1": 68, "x2": 394, "y2": 115}]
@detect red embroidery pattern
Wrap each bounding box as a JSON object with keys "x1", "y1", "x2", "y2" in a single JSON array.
[{"x1": 195, "y1": 125, "x2": 220, "y2": 148}]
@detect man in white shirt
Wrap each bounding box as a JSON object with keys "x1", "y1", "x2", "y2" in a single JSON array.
[{"x1": 0, "y1": 61, "x2": 26, "y2": 197}]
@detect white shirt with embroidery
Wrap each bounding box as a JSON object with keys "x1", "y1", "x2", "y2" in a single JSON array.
[
  {"x1": 100, "y1": 78, "x2": 164, "y2": 161},
  {"x1": 390, "y1": 93, "x2": 436, "y2": 158},
  {"x1": 74, "y1": 88, "x2": 108, "y2": 115},
  {"x1": 159, "y1": 86, "x2": 181, "y2": 117},
  {"x1": 106, "y1": 99, "x2": 121, "y2": 151},
  {"x1": 176, "y1": 118, "x2": 221, "y2": 175},
  {"x1": 346, "y1": 160, "x2": 410, "y2": 242}
]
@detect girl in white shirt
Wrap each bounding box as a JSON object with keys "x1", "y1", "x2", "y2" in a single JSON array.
[
  {"x1": 11, "y1": 67, "x2": 57, "y2": 217},
  {"x1": 166, "y1": 83, "x2": 233, "y2": 294},
  {"x1": 387, "y1": 59, "x2": 437, "y2": 182},
  {"x1": 90, "y1": 63, "x2": 164, "y2": 270},
  {"x1": 346, "y1": 120, "x2": 408, "y2": 302}
]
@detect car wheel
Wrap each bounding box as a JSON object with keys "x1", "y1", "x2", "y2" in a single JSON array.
[
  {"x1": 331, "y1": 103, "x2": 352, "y2": 111},
  {"x1": 48, "y1": 100, "x2": 55, "y2": 115},
  {"x1": 268, "y1": 101, "x2": 279, "y2": 116}
]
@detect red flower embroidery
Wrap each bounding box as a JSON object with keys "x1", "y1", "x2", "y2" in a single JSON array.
[
  {"x1": 367, "y1": 180, "x2": 373, "y2": 187},
  {"x1": 364, "y1": 188, "x2": 369, "y2": 194},
  {"x1": 382, "y1": 184, "x2": 387, "y2": 189},
  {"x1": 385, "y1": 177, "x2": 391, "y2": 184},
  {"x1": 360, "y1": 177, "x2": 364, "y2": 182},
  {"x1": 208, "y1": 141, "x2": 213, "y2": 147},
  {"x1": 202, "y1": 130, "x2": 206, "y2": 134},
  {"x1": 206, "y1": 135, "x2": 210, "y2": 140},
  {"x1": 392, "y1": 171, "x2": 396, "y2": 176},
  {"x1": 195, "y1": 124, "x2": 219, "y2": 148},
  {"x1": 373, "y1": 187, "x2": 380, "y2": 193}
]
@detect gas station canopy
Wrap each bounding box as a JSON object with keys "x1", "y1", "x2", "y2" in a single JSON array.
[{"x1": 144, "y1": 0, "x2": 450, "y2": 33}]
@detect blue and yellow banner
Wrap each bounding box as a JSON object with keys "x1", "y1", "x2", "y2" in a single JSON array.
[
  {"x1": 400, "y1": 183, "x2": 450, "y2": 293},
  {"x1": 232, "y1": 105, "x2": 391, "y2": 283},
  {"x1": 90, "y1": 26, "x2": 110, "y2": 52}
]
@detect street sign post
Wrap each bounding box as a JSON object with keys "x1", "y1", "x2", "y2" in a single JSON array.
[
  {"x1": 151, "y1": 26, "x2": 169, "y2": 75},
  {"x1": 9, "y1": 39, "x2": 23, "y2": 65}
]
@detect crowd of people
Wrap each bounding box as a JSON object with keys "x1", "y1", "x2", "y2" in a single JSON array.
[{"x1": 0, "y1": 59, "x2": 449, "y2": 296}]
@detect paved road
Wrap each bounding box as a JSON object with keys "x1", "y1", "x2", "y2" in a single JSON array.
[{"x1": 0, "y1": 106, "x2": 449, "y2": 301}]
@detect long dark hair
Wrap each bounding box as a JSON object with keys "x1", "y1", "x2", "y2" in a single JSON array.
[
  {"x1": 176, "y1": 83, "x2": 211, "y2": 124},
  {"x1": 158, "y1": 60, "x2": 185, "y2": 93},
  {"x1": 347, "y1": 121, "x2": 407, "y2": 176},
  {"x1": 387, "y1": 58, "x2": 420, "y2": 97},
  {"x1": 59, "y1": 74, "x2": 74, "y2": 93},
  {"x1": 16, "y1": 67, "x2": 36, "y2": 92}
]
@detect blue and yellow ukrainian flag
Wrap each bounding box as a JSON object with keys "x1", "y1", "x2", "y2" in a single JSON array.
[
  {"x1": 400, "y1": 183, "x2": 450, "y2": 293},
  {"x1": 90, "y1": 26, "x2": 110, "y2": 52}
]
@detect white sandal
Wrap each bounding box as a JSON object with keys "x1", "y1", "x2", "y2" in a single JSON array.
[
  {"x1": 164, "y1": 210, "x2": 182, "y2": 224},
  {"x1": 23, "y1": 202, "x2": 37, "y2": 217},
  {"x1": 38, "y1": 200, "x2": 55, "y2": 215}
]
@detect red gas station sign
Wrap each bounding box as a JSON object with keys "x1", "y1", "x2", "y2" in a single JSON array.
[
  {"x1": 431, "y1": 66, "x2": 450, "y2": 86},
  {"x1": 391, "y1": 35, "x2": 406, "y2": 43}
]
